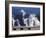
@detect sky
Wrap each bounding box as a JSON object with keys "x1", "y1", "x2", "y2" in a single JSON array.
[{"x1": 12, "y1": 7, "x2": 40, "y2": 17}]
